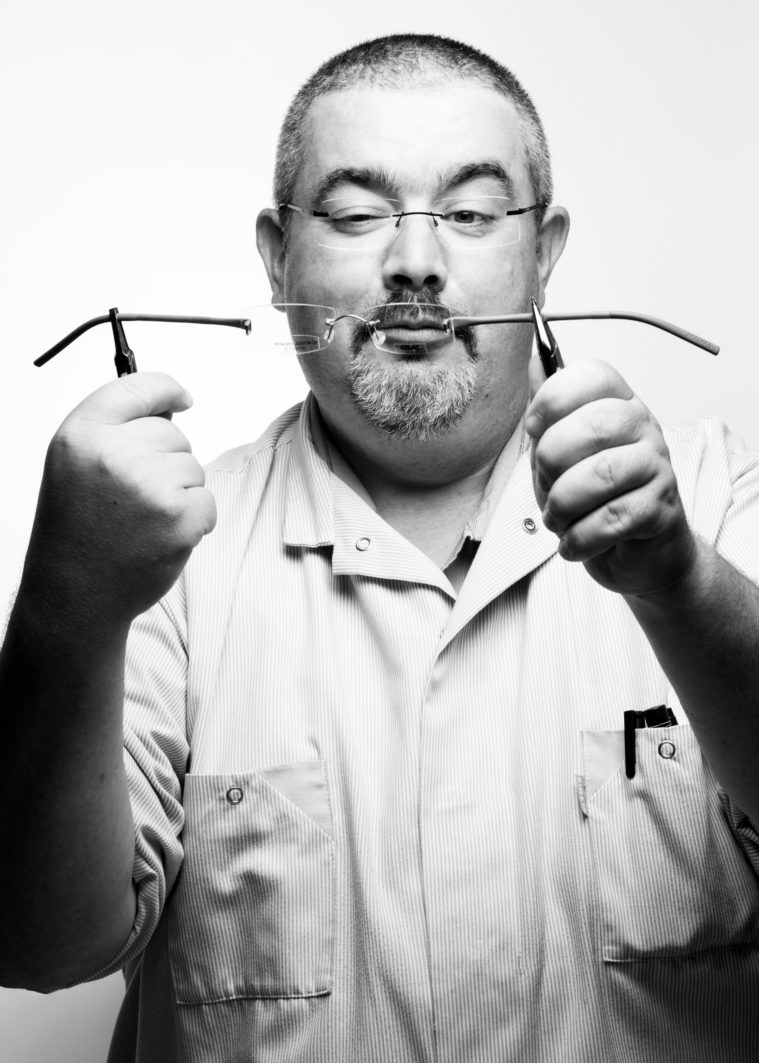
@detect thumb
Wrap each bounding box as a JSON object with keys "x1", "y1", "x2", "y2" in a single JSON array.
[
  {"x1": 68, "y1": 372, "x2": 194, "y2": 427},
  {"x1": 527, "y1": 350, "x2": 548, "y2": 404},
  {"x1": 525, "y1": 352, "x2": 557, "y2": 444}
]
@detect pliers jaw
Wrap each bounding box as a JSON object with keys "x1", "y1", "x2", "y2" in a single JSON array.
[
  {"x1": 109, "y1": 307, "x2": 137, "y2": 376},
  {"x1": 530, "y1": 297, "x2": 564, "y2": 377}
]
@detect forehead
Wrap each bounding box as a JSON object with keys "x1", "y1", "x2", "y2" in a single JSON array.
[{"x1": 294, "y1": 83, "x2": 531, "y2": 200}]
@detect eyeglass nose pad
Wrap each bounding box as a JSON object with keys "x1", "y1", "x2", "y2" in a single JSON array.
[
  {"x1": 363, "y1": 318, "x2": 386, "y2": 346},
  {"x1": 394, "y1": 211, "x2": 440, "y2": 229}
]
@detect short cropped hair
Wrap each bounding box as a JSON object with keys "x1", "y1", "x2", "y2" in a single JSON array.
[{"x1": 273, "y1": 33, "x2": 553, "y2": 244}]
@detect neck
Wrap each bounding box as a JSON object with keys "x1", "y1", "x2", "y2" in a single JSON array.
[
  {"x1": 364, "y1": 461, "x2": 497, "y2": 570},
  {"x1": 320, "y1": 408, "x2": 524, "y2": 569}
]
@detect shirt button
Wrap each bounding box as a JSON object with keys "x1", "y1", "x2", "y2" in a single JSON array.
[
  {"x1": 522, "y1": 517, "x2": 538, "y2": 534},
  {"x1": 356, "y1": 537, "x2": 371, "y2": 551},
  {"x1": 226, "y1": 786, "x2": 244, "y2": 805},
  {"x1": 658, "y1": 741, "x2": 676, "y2": 760}
]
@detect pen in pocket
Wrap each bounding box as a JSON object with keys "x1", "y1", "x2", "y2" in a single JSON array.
[{"x1": 624, "y1": 705, "x2": 679, "y2": 779}]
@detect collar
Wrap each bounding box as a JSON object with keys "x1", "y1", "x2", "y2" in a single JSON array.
[
  {"x1": 281, "y1": 394, "x2": 335, "y2": 548},
  {"x1": 439, "y1": 416, "x2": 529, "y2": 572},
  {"x1": 281, "y1": 393, "x2": 558, "y2": 607}
]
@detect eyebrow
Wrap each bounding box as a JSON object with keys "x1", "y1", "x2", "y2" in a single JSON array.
[
  {"x1": 311, "y1": 167, "x2": 399, "y2": 205},
  {"x1": 437, "y1": 161, "x2": 517, "y2": 199},
  {"x1": 309, "y1": 160, "x2": 517, "y2": 207}
]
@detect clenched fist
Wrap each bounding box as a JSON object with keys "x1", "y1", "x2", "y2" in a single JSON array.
[
  {"x1": 26, "y1": 372, "x2": 217, "y2": 625},
  {"x1": 525, "y1": 357, "x2": 697, "y2": 598}
]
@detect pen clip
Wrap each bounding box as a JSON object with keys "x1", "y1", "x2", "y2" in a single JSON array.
[
  {"x1": 531, "y1": 297, "x2": 564, "y2": 377},
  {"x1": 624, "y1": 704, "x2": 679, "y2": 780},
  {"x1": 624, "y1": 710, "x2": 637, "y2": 779},
  {"x1": 109, "y1": 307, "x2": 138, "y2": 377}
]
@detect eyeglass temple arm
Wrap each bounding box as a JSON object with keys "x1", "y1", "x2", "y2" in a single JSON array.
[
  {"x1": 34, "y1": 313, "x2": 253, "y2": 367},
  {"x1": 448, "y1": 311, "x2": 719, "y2": 356}
]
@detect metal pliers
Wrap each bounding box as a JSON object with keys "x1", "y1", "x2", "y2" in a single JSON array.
[
  {"x1": 109, "y1": 306, "x2": 137, "y2": 376},
  {"x1": 530, "y1": 297, "x2": 564, "y2": 378}
]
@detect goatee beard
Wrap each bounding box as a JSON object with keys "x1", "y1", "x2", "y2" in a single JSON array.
[
  {"x1": 348, "y1": 354, "x2": 477, "y2": 441},
  {"x1": 347, "y1": 291, "x2": 478, "y2": 442}
]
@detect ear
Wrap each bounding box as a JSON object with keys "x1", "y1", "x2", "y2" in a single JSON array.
[
  {"x1": 535, "y1": 206, "x2": 570, "y2": 304},
  {"x1": 255, "y1": 208, "x2": 286, "y2": 303}
]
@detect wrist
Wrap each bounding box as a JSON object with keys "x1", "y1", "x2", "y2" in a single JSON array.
[
  {"x1": 9, "y1": 559, "x2": 133, "y2": 657},
  {"x1": 624, "y1": 533, "x2": 712, "y2": 616}
]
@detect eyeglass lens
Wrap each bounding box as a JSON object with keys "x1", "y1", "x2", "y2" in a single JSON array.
[
  {"x1": 241, "y1": 303, "x2": 464, "y2": 356},
  {"x1": 314, "y1": 197, "x2": 523, "y2": 250}
]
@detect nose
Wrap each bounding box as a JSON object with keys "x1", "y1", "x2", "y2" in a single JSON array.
[{"x1": 381, "y1": 212, "x2": 449, "y2": 293}]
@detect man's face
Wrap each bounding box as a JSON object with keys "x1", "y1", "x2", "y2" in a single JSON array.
[{"x1": 259, "y1": 82, "x2": 567, "y2": 452}]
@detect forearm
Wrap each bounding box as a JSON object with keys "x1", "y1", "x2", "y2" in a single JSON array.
[
  {"x1": 626, "y1": 536, "x2": 759, "y2": 827},
  {"x1": 0, "y1": 570, "x2": 137, "y2": 990}
]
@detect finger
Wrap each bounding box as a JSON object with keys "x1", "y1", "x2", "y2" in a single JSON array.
[
  {"x1": 541, "y1": 443, "x2": 660, "y2": 537},
  {"x1": 177, "y1": 454, "x2": 206, "y2": 490},
  {"x1": 120, "y1": 416, "x2": 194, "y2": 454},
  {"x1": 525, "y1": 360, "x2": 634, "y2": 441},
  {"x1": 555, "y1": 482, "x2": 682, "y2": 563},
  {"x1": 527, "y1": 351, "x2": 548, "y2": 403},
  {"x1": 67, "y1": 373, "x2": 194, "y2": 427},
  {"x1": 529, "y1": 434, "x2": 548, "y2": 511},
  {"x1": 175, "y1": 485, "x2": 218, "y2": 544},
  {"x1": 157, "y1": 452, "x2": 206, "y2": 490},
  {"x1": 532, "y1": 395, "x2": 657, "y2": 489}
]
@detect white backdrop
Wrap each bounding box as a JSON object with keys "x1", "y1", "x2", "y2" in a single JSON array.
[{"x1": 1, "y1": 1, "x2": 757, "y2": 1060}]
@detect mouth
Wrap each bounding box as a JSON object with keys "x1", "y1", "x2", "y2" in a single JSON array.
[
  {"x1": 371, "y1": 325, "x2": 451, "y2": 357},
  {"x1": 370, "y1": 310, "x2": 449, "y2": 331},
  {"x1": 349, "y1": 301, "x2": 475, "y2": 359},
  {"x1": 366, "y1": 309, "x2": 451, "y2": 352},
  {"x1": 378, "y1": 323, "x2": 448, "y2": 342}
]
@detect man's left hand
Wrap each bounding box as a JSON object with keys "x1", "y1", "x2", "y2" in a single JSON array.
[{"x1": 525, "y1": 357, "x2": 698, "y2": 597}]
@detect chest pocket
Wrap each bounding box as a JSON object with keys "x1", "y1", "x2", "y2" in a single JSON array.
[
  {"x1": 579, "y1": 725, "x2": 759, "y2": 962},
  {"x1": 168, "y1": 760, "x2": 335, "y2": 1003}
]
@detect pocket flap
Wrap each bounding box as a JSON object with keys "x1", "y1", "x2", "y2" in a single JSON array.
[{"x1": 169, "y1": 760, "x2": 335, "y2": 1004}]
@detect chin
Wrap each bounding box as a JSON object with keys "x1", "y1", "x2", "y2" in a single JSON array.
[{"x1": 349, "y1": 352, "x2": 477, "y2": 442}]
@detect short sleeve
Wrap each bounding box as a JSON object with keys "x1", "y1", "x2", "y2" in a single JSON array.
[{"x1": 715, "y1": 428, "x2": 759, "y2": 583}]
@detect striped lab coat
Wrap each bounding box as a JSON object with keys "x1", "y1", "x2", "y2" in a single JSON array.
[{"x1": 96, "y1": 395, "x2": 759, "y2": 1062}]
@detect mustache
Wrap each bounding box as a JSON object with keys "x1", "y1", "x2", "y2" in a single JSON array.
[{"x1": 361, "y1": 289, "x2": 452, "y2": 323}]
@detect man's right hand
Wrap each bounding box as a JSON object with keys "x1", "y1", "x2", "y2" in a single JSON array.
[{"x1": 26, "y1": 372, "x2": 217, "y2": 626}]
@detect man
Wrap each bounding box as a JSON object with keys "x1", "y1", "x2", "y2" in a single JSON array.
[{"x1": 2, "y1": 32, "x2": 759, "y2": 1063}]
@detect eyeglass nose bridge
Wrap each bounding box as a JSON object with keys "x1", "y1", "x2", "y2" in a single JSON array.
[
  {"x1": 385, "y1": 211, "x2": 449, "y2": 267},
  {"x1": 391, "y1": 209, "x2": 442, "y2": 230}
]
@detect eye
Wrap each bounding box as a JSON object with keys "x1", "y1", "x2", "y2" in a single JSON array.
[
  {"x1": 446, "y1": 208, "x2": 487, "y2": 225},
  {"x1": 323, "y1": 201, "x2": 394, "y2": 231},
  {"x1": 439, "y1": 203, "x2": 497, "y2": 233},
  {"x1": 436, "y1": 195, "x2": 509, "y2": 230},
  {"x1": 332, "y1": 208, "x2": 384, "y2": 222}
]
